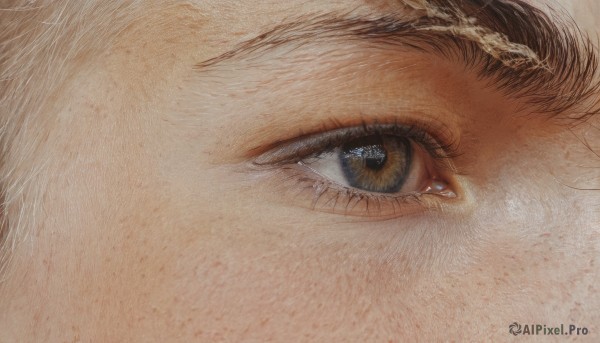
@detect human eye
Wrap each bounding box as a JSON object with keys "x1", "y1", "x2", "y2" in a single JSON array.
[{"x1": 253, "y1": 119, "x2": 461, "y2": 217}]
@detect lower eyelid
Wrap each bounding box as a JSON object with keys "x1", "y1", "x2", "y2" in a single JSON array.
[{"x1": 268, "y1": 163, "x2": 448, "y2": 218}]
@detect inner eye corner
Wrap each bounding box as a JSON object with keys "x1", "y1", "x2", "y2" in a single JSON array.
[{"x1": 420, "y1": 160, "x2": 460, "y2": 198}]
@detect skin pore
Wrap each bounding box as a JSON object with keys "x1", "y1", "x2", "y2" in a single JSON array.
[{"x1": 0, "y1": 0, "x2": 599, "y2": 341}]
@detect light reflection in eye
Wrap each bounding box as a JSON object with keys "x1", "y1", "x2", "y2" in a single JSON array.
[
  {"x1": 301, "y1": 133, "x2": 455, "y2": 197},
  {"x1": 338, "y1": 135, "x2": 411, "y2": 193}
]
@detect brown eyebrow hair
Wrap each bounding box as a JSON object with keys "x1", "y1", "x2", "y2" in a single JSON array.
[{"x1": 196, "y1": 0, "x2": 600, "y2": 121}]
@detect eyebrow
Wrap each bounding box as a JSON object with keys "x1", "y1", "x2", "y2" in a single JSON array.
[{"x1": 196, "y1": 0, "x2": 600, "y2": 120}]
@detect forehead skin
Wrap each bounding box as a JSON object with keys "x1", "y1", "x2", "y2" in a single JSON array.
[{"x1": 0, "y1": 0, "x2": 599, "y2": 342}]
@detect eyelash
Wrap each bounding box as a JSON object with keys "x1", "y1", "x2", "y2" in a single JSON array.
[{"x1": 254, "y1": 118, "x2": 460, "y2": 217}]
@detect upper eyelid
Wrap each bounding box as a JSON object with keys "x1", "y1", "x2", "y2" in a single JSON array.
[
  {"x1": 254, "y1": 127, "x2": 360, "y2": 166},
  {"x1": 253, "y1": 121, "x2": 460, "y2": 168}
]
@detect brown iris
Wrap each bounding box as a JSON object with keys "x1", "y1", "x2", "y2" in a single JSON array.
[{"x1": 339, "y1": 135, "x2": 412, "y2": 193}]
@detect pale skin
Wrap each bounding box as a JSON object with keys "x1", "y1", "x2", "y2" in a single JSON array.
[{"x1": 0, "y1": 0, "x2": 599, "y2": 342}]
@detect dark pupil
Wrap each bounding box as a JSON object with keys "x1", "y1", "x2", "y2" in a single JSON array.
[
  {"x1": 349, "y1": 145, "x2": 387, "y2": 171},
  {"x1": 339, "y1": 135, "x2": 411, "y2": 193}
]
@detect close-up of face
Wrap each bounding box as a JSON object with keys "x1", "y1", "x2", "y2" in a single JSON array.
[{"x1": 0, "y1": 0, "x2": 599, "y2": 341}]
